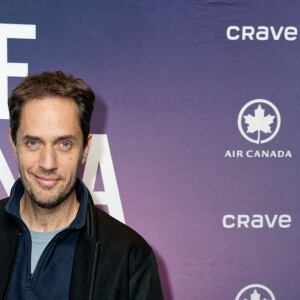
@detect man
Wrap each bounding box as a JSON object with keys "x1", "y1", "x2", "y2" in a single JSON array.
[{"x1": 0, "y1": 71, "x2": 163, "y2": 299}]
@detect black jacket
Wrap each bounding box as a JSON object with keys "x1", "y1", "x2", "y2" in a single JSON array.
[{"x1": 0, "y1": 194, "x2": 164, "y2": 300}]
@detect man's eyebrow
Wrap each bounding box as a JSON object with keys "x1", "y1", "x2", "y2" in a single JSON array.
[
  {"x1": 21, "y1": 135, "x2": 78, "y2": 143},
  {"x1": 56, "y1": 135, "x2": 77, "y2": 141},
  {"x1": 22, "y1": 135, "x2": 42, "y2": 142}
]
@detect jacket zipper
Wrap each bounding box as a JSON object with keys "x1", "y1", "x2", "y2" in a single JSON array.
[
  {"x1": 4, "y1": 229, "x2": 21, "y2": 300},
  {"x1": 28, "y1": 227, "x2": 78, "y2": 285}
]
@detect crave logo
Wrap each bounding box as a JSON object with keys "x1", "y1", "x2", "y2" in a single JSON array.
[
  {"x1": 227, "y1": 26, "x2": 297, "y2": 41},
  {"x1": 235, "y1": 284, "x2": 275, "y2": 300},
  {"x1": 225, "y1": 99, "x2": 292, "y2": 158}
]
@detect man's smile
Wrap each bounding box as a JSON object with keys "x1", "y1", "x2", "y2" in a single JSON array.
[{"x1": 33, "y1": 174, "x2": 60, "y2": 187}]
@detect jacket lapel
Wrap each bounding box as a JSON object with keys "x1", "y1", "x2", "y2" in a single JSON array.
[
  {"x1": 69, "y1": 196, "x2": 99, "y2": 300},
  {"x1": 69, "y1": 231, "x2": 98, "y2": 300}
]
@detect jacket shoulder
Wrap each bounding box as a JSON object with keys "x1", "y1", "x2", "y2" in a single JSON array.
[
  {"x1": 94, "y1": 207, "x2": 153, "y2": 275},
  {"x1": 95, "y1": 207, "x2": 152, "y2": 251}
]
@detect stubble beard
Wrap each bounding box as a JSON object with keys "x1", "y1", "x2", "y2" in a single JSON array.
[{"x1": 19, "y1": 165, "x2": 79, "y2": 210}]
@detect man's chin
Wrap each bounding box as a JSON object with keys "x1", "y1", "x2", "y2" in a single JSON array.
[
  {"x1": 31, "y1": 195, "x2": 66, "y2": 209},
  {"x1": 27, "y1": 184, "x2": 76, "y2": 210}
]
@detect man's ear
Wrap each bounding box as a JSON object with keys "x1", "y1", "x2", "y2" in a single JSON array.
[
  {"x1": 81, "y1": 133, "x2": 92, "y2": 164},
  {"x1": 8, "y1": 128, "x2": 17, "y2": 158}
]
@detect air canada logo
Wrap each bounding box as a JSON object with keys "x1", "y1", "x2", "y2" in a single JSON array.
[
  {"x1": 238, "y1": 99, "x2": 281, "y2": 144},
  {"x1": 235, "y1": 284, "x2": 275, "y2": 300},
  {"x1": 225, "y1": 99, "x2": 291, "y2": 158}
]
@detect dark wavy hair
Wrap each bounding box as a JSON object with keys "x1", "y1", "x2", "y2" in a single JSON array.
[{"x1": 8, "y1": 71, "x2": 95, "y2": 148}]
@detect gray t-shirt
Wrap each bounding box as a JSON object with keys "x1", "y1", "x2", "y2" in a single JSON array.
[{"x1": 29, "y1": 225, "x2": 69, "y2": 273}]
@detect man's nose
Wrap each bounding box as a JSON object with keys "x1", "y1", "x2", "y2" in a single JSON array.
[{"x1": 39, "y1": 145, "x2": 58, "y2": 171}]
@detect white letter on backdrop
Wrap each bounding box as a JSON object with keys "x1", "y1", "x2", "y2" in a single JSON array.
[
  {"x1": 0, "y1": 149, "x2": 15, "y2": 195},
  {"x1": 0, "y1": 23, "x2": 36, "y2": 119},
  {"x1": 83, "y1": 134, "x2": 125, "y2": 223}
]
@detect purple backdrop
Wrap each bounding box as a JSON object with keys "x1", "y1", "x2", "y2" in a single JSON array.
[{"x1": 1, "y1": 1, "x2": 300, "y2": 299}]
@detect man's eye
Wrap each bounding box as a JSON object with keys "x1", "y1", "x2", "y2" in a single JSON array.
[
  {"x1": 60, "y1": 141, "x2": 71, "y2": 148},
  {"x1": 28, "y1": 141, "x2": 38, "y2": 147}
]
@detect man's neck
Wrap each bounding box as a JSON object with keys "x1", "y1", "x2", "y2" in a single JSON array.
[{"x1": 19, "y1": 191, "x2": 79, "y2": 232}]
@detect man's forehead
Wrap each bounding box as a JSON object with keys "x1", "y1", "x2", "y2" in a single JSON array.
[
  {"x1": 18, "y1": 97, "x2": 82, "y2": 139},
  {"x1": 20, "y1": 97, "x2": 79, "y2": 120}
]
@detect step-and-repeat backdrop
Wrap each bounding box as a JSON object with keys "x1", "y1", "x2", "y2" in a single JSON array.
[{"x1": 1, "y1": 1, "x2": 299, "y2": 299}]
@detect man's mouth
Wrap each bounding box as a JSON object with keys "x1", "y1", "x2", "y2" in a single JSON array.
[{"x1": 34, "y1": 175, "x2": 60, "y2": 187}]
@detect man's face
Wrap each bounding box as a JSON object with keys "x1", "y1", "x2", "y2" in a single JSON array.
[{"x1": 9, "y1": 97, "x2": 91, "y2": 209}]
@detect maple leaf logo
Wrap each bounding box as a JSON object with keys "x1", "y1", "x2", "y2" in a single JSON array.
[{"x1": 243, "y1": 104, "x2": 275, "y2": 144}]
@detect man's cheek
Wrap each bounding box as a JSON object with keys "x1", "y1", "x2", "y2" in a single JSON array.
[{"x1": 19, "y1": 153, "x2": 39, "y2": 169}]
